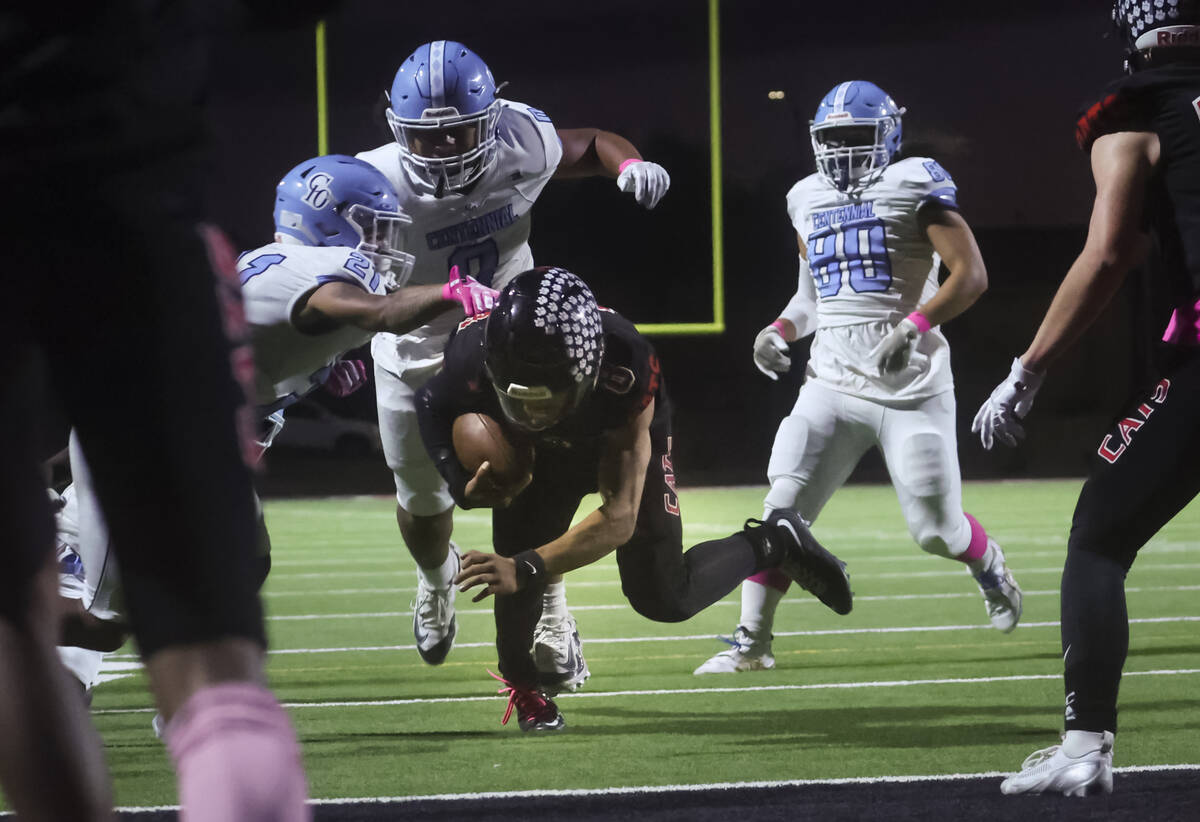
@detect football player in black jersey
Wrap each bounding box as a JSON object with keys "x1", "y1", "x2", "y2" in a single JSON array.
[
  {"x1": 416, "y1": 267, "x2": 853, "y2": 731},
  {"x1": 974, "y1": 0, "x2": 1200, "y2": 796},
  {"x1": 1, "y1": 3, "x2": 324, "y2": 818}
]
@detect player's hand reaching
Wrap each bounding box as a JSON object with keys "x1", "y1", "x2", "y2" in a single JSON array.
[
  {"x1": 972, "y1": 357, "x2": 1045, "y2": 449},
  {"x1": 616, "y1": 159, "x2": 671, "y2": 209},
  {"x1": 454, "y1": 550, "x2": 519, "y2": 601},
  {"x1": 753, "y1": 322, "x2": 791, "y2": 380},
  {"x1": 442, "y1": 266, "x2": 499, "y2": 318},
  {"x1": 323, "y1": 359, "x2": 369, "y2": 397},
  {"x1": 463, "y1": 460, "x2": 532, "y2": 508},
  {"x1": 871, "y1": 316, "x2": 924, "y2": 374}
]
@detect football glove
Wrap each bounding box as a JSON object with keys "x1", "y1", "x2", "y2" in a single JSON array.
[
  {"x1": 872, "y1": 317, "x2": 922, "y2": 374},
  {"x1": 442, "y1": 266, "x2": 499, "y2": 317},
  {"x1": 972, "y1": 357, "x2": 1045, "y2": 449},
  {"x1": 616, "y1": 160, "x2": 671, "y2": 209},
  {"x1": 753, "y1": 323, "x2": 791, "y2": 380},
  {"x1": 324, "y1": 359, "x2": 368, "y2": 398}
]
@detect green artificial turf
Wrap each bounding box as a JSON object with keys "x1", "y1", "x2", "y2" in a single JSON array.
[{"x1": 9, "y1": 481, "x2": 1199, "y2": 810}]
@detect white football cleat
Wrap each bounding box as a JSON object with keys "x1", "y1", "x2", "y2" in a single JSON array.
[
  {"x1": 693, "y1": 626, "x2": 775, "y2": 674},
  {"x1": 973, "y1": 540, "x2": 1022, "y2": 633},
  {"x1": 533, "y1": 612, "x2": 589, "y2": 696},
  {"x1": 1000, "y1": 731, "x2": 1114, "y2": 796},
  {"x1": 412, "y1": 546, "x2": 459, "y2": 665}
]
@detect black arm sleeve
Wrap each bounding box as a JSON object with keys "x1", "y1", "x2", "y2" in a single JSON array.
[{"x1": 415, "y1": 376, "x2": 473, "y2": 509}]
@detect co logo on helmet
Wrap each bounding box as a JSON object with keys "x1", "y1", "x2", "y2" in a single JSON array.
[{"x1": 302, "y1": 172, "x2": 334, "y2": 210}]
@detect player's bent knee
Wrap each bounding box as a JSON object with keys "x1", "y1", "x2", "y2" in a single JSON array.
[
  {"x1": 766, "y1": 415, "x2": 810, "y2": 483},
  {"x1": 393, "y1": 469, "x2": 454, "y2": 517},
  {"x1": 914, "y1": 531, "x2": 953, "y2": 558},
  {"x1": 897, "y1": 432, "x2": 949, "y2": 499},
  {"x1": 626, "y1": 588, "x2": 692, "y2": 624}
]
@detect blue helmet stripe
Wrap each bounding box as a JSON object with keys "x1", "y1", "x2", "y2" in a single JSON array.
[
  {"x1": 429, "y1": 40, "x2": 446, "y2": 109},
  {"x1": 832, "y1": 82, "x2": 851, "y2": 113}
]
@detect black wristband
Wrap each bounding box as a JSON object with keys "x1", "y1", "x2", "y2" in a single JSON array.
[{"x1": 512, "y1": 549, "x2": 546, "y2": 590}]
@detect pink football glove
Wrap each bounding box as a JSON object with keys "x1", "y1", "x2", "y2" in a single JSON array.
[
  {"x1": 324, "y1": 359, "x2": 369, "y2": 398},
  {"x1": 442, "y1": 265, "x2": 499, "y2": 318}
]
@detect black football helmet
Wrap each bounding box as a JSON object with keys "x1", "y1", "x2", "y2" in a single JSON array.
[
  {"x1": 1113, "y1": 0, "x2": 1200, "y2": 71},
  {"x1": 484, "y1": 267, "x2": 605, "y2": 431}
]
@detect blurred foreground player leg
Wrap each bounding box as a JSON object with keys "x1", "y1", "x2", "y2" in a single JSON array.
[
  {"x1": 975, "y1": 2, "x2": 1200, "y2": 796},
  {"x1": 2, "y1": 3, "x2": 314, "y2": 819},
  {"x1": 0, "y1": 357, "x2": 114, "y2": 820}
]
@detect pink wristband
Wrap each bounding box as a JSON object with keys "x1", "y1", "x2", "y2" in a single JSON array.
[
  {"x1": 906, "y1": 311, "x2": 932, "y2": 334},
  {"x1": 770, "y1": 320, "x2": 786, "y2": 333},
  {"x1": 618, "y1": 158, "x2": 641, "y2": 173}
]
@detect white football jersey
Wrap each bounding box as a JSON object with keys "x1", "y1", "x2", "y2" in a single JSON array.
[
  {"x1": 357, "y1": 99, "x2": 563, "y2": 375},
  {"x1": 238, "y1": 243, "x2": 384, "y2": 408},
  {"x1": 786, "y1": 157, "x2": 960, "y2": 401}
]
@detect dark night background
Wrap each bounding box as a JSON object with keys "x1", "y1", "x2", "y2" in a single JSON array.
[{"x1": 203, "y1": 1, "x2": 1171, "y2": 495}]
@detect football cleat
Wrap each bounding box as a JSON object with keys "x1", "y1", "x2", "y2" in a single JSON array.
[
  {"x1": 489, "y1": 671, "x2": 565, "y2": 732},
  {"x1": 533, "y1": 612, "x2": 590, "y2": 696},
  {"x1": 693, "y1": 625, "x2": 775, "y2": 675},
  {"x1": 973, "y1": 540, "x2": 1023, "y2": 633},
  {"x1": 766, "y1": 509, "x2": 853, "y2": 615},
  {"x1": 1000, "y1": 732, "x2": 1114, "y2": 796},
  {"x1": 411, "y1": 546, "x2": 459, "y2": 665}
]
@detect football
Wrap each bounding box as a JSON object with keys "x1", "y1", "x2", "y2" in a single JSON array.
[{"x1": 452, "y1": 412, "x2": 533, "y2": 485}]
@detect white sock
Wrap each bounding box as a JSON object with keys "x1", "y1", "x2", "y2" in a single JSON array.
[
  {"x1": 542, "y1": 580, "x2": 568, "y2": 620},
  {"x1": 965, "y1": 541, "x2": 995, "y2": 576},
  {"x1": 740, "y1": 581, "x2": 784, "y2": 636},
  {"x1": 418, "y1": 544, "x2": 459, "y2": 588},
  {"x1": 1062, "y1": 730, "x2": 1112, "y2": 757}
]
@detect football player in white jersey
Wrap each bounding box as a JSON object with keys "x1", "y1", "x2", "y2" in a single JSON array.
[
  {"x1": 356, "y1": 40, "x2": 671, "y2": 686},
  {"x1": 243, "y1": 153, "x2": 497, "y2": 415},
  {"x1": 48, "y1": 155, "x2": 499, "y2": 703},
  {"x1": 695, "y1": 81, "x2": 1023, "y2": 675}
]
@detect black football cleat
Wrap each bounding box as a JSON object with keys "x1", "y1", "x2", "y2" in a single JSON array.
[{"x1": 768, "y1": 508, "x2": 853, "y2": 615}]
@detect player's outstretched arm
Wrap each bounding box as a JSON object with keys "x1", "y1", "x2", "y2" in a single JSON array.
[
  {"x1": 297, "y1": 275, "x2": 494, "y2": 335},
  {"x1": 555, "y1": 128, "x2": 670, "y2": 208},
  {"x1": 1019, "y1": 131, "x2": 1157, "y2": 373},
  {"x1": 454, "y1": 401, "x2": 655, "y2": 601},
  {"x1": 972, "y1": 130, "x2": 1158, "y2": 449}
]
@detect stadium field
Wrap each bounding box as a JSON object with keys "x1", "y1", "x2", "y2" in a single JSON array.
[{"x1": 17, "y1": 480, "x2": 1200, "y2": 818}]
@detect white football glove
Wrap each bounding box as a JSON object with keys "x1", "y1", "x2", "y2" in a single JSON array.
[
  {"x1": 972, "y1": 357, "x2": 1046, "y2": 450},
  {"x1": 753, "y1": 324, "x2": 791, "y2": 380},
  {"x1": 616, "y1": 161, "x2": 671, "y2": 209},
  {"x1": 871, "y1": 317, "x2": 922, "y2": 374}
]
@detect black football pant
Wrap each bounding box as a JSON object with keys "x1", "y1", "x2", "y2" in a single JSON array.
[
  {"x1": 490, "y1": 417, "x2": 763, "y2": 688},
  {"x1": 2, "y1": 161, "x2": 266, "y2": 657},
  {"x1": 1061, "y1": 350, "x2": 1200, "y2": 733}
]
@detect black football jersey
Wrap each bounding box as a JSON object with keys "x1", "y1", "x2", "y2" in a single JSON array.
[
  {"x1": 417, "y1": 307, "x2": 669, "y2": 504},
  {"x1": 1076, "y1": 63, "x2": 1200, "y2": 308}
]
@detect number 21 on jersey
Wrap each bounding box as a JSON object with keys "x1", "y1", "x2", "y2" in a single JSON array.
[{"x1": 806, "y1": 217, "x2": 893, "y2": 297}]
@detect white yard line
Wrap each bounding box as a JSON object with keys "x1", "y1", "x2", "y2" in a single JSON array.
[
  {"x1": 91, "y1": 666, "x2": 1200, "y2": 715},
  {"x1": 264, "y1": 541, "x2": 1198, "y2": 568},
  {"x1": 104, "y1": 614, "x2": 1200, "y2": 664},
  {"x1": 260, "y1": 584, "x2": 1200, "y2": 619},
  {"x1": 262, "y1": 561, "x2": 1200, "y2": 581}
]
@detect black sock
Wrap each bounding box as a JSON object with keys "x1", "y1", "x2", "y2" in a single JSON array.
[{"x1": 1061, "y1": 548, "x2": 1127, "y2": 733}]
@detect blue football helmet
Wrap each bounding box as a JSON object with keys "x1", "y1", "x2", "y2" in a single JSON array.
[
  {"x1": 274, "y1": 154, "x2": 414, "y2": 287},
  {"x1": 810, "y1": 81, "x2": 905, "y2": 192},
  {"x1": 385, "y1": 40, "x2": 503, "y2": 194}
]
